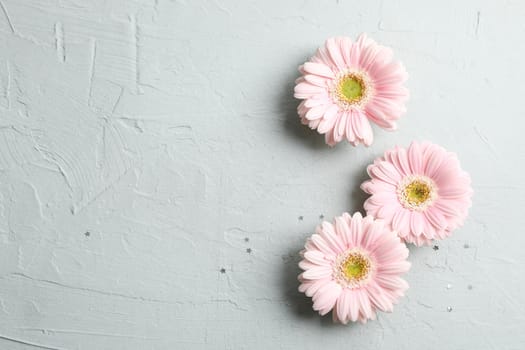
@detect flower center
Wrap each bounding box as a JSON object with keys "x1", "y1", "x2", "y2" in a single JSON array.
[
  {"x1": 333, "y1": 249, "x2": 373, "y2": 288},
  {"x1": 342, "y1": 253, "x2": 369, "y2": 280},
  {"x1": 339, "y1": 75, "x2": 364, "y2": 102},
  {"x1": 332, "y1": 72, "x2": 371, "y2": 110},
  {"x1": 397, "y1": 175, "x2": 437, "y2": 211}
]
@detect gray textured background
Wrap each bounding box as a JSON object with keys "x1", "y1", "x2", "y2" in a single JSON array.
[{"x1": 0, "y1": 0, "x2": 523, "y2": 349}]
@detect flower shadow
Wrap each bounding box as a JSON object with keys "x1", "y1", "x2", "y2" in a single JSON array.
[
  {"x1": 280, "y1": 240, "x2": 318, "y2": 320},
  {"x1": 280, "y1": 237, "x2": 362, "y2": 329},
  {"x1": 347, "y1": 164, "x2": 372, "y2": 216},
  {"x1": 279, "y1": 58, "x2": 329, "y2": 151}
]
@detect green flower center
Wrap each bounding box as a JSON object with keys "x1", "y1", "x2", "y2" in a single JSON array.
[
  {"x1": 397, "y1": 176, "x2": 438, "y2": 211},
  {"x1": 342, "y1": 253, "x2": 370, "y2": 281},
  {"x1": 338, "y1": 74, "x2": 364, "y2": 103},
  {"x1": 404, "y1": 180, "x2": 432, "y2": 206}
]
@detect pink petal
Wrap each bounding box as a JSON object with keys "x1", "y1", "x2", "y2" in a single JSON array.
[
  {"x1": 304, "y1": 97, "x2": 328, "y2": 108},
  {"x1": 320, "y1": 222, "x2": 345, "y2": 253},
  {"x1": 339, "y1": 37, "x2": 354, "y2": 67},
  {"x1": 304, "y1": 278, "x2": 330, "y2": 297},
  {"x1": 334, "y1": 216, "x2": 352, "y2": 247},
  {"x1": 353, "y1": 111, "x2": 374, "y2": 146},
  {"x1": 344, "y1": 111, "x2": 357, "y2": 143},
  {"x1": 367, "y1": 164, "x2": 399, "y2": 186},
  {"x1": 313, "y1": 281, "x2": 342, "y2": 315},
  {"x1": 310, "y1": 234, "x2": 334, "y2": 255},
  {"x1": 348, "y1": 290, "x2": 360, "y2": 322},
  {"x1": 317, "y1": 114, "x2": 339, "y2": 134},
  {"x1": 407, "y1": 141, "x2": 423, "y2": 174},
  {"x1": 410, "y1": 211, "x2": 425, "y2": 236},
  {"x1": 302, "y1": 62, "x2": 335, "y2": 78},
  {"x1": 302, "y1": 266, "x2": 332, "y2": 280},
  {"x1": 305, "y1": 104, "x2": 328, "y2": 121},
  {"x1": 304, "y1": 74, "x2": 329, "y2": 87},
  {"x1": 304, "y1": 250, "x2": 331, "y2": 266},
  {"x1": 294, "y1": 82, "x2": 324, "y2": 98},
  {"x1": 334, "y1": 112, "x2": 347, "y2": 143},
  {"x1": 357, "y1": 289, "x2": 373, "y2": 320},
  {"x1": 326, "y1": 37, "x2": 346, "y2": 70},
  {"x1": 392, "y1": 208, "x2": 410, "y2": 237},
  {"x1": 336, "y1": 289, "x2": 352, "y2": 324}
]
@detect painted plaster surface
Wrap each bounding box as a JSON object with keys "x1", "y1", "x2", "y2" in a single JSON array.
[{"x1": 0, "y1": 0, "x2": 523, "y2": 349}]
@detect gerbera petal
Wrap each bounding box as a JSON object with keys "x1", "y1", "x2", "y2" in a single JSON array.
[
  {"x1": 313, "y1": 282, "x2": 342, "y2": 315},
  {"x1": 340, "y1": 37, "x2": 354, "y2": 66},
  {"x1": 310, "y1": 234, "x2": 334, "y2": 255},
  {"x1": 302, "y1": 266, "x2": 332, "y2": 280},
  {"x1": 324, "y1": 104, "x2": 340, "y2": 120},
  {"x1": 303, "y1": 278, "x2": 330, "y2": 297},
  {"x1": 302, "y1": 62, "x2": 335, "y2": 78},
  {"x1": 317, "y1": 114, "x2": 339, "y2": 134},
  {"x1": 298, "y1": 260, "x2": 319, "y2": 271},
  {"x1": 361, "y1": 141, "x2": 472, "y2": 246},
  {"x1": 334, "y1": 112, "x2": 347, "y2": 143},
  {"x1": 394, "y1": 147, "x2": 412, "y2": 176},
  {"x1": 336, "y1": 289, "x2": 352, "y2": 324},
  {"x1": 305, "y1": 104, "x2": 328, "y2": 121},
  {"x1": 294, "y1": 34, "x2": 408, "y2": 147},
  {"x1": 367, "y1": 164, "x2": 399, "y2": 186},
  {"x1": 423, "y1": 144, "x2": 446, "y2": 177},
  {"x1": 407, "y1": 141, "x2": 423, "y2": 174},
  {"x1": 353, "y1": 111, "x2": 374, "y2": 146},
  {"x1": 304, "y1": 97, "x2": 329, "y2": 108},
  {"x1": 392, "y1": 208, "x2": 411, "y2": 237},
  {"x1": 304, "y1": 74, "x2": 329, "y2": 87},
  {"x1": 335, "y1": 216, "x2": 352, "y2": 247},
  {"x1": 298, "y1": 212, "x2": 411, "y2": 324},
  {"x1": 377, "y1": 261, "x2": 411, "y2": 275},
  {"x1": 357, "y1": 289, "x2": 373, "y2": 320},
  {"x1": 326, "y1": 37, "x2": 346, "y2": 70},
  {"x1": 348, "y1": 290, "x2": 360, "y2": 322},
  {"x1": 304, "y1": 250, "x2": 331, "y2": 266},
  {"x1": 319, "y1": 222, "x2": 345, "y2": 253},
  {"x1": 344, "y1": 111, "x2": 357, "y2": 143},
  {"x1": 410, "y1": 211, "x2": 425, "y2": 237},
  {"x1": 294, "y1": 82, "x2": 325, "y2": 98}
]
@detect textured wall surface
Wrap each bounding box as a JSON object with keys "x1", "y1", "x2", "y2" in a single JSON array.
[{"x1": 0, "y1": 0, "x2": 523, "y2": 349}]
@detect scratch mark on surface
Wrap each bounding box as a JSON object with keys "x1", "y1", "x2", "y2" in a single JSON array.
[
  {"x1": 212, "y1": 0, "x2": 233, "y2": 16},
  {"x1": 209, "y1": 298, "x2": 247, "y2": 311},
  {"x1": 111, "y1": 86, "x2": 124, "y2": 114},
  {"x1": 6, "y1": 272, "x2": 179, "y2": 305},
  {"x1": 0, "y1": 0, "x2": 15, "y2": 33},
  {"x1": 474, "y1": 126, "x2": 496, "y2": 155},
  {"x1": 20, "y1": 328, "x2": 158, "y2": 340},
  {"x1": 475, "y1": 11, "x2": 481, "y2": 38},
  {"x1": 0, "y1": 60, "x2": 11, "y2": 109},
  {"x1": 0, "y1": 334, "x2": 64, "y2": 350},
  {"x1": 130, "y1": 14, "x2": 142, "y2": 94},
  {"x1": 87, "y1": 39, "x2": 97, "y2": 105},
  {"x1": 33, "y1": 145, "x2": 74, "y2": 193},
  {"x1": 416, "y1": 300, "x2": 433, "y2": 309},
  {"x1": 54, "y1": 22, "x2": 65, "y2": 63},
  {"x1": 71, "y1": 165, "x2": 132, "y2": 215}
]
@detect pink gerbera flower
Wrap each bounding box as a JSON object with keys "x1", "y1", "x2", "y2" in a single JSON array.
[
  {"x1": 298, "y1": 212, "x2": 410, "y2": 324},
  {"x1": 361, "y1": 141, "x2": 473, "y2": 246},
  {"x1": 294, "y1": 34, "x2": 409, "y2": 146}
]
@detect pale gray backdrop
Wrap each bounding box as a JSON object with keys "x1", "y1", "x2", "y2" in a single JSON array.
[{"x1": 0, "y1": 0, "x2": 523, "y2": 349}]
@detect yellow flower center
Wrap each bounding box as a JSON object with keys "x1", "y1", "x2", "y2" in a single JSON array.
[
  {"x1": 398, "y1": 176, "x2": 437, "y2": 211},
  {"x1": 342, "y1": 253, "x2": 370, "y2": 281},
  {"x1": 404, "y1": 180, "x2": 431, "y2": 206},
  {"x1": 332, "y1": 72, "x2": 371, "y2": 110},
  {"x1": 334, "y1": 250, "x2": 373, "y2": 288},
  {"x1": 338, "y1": 75, "x2": 364, "y2": 102}
]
